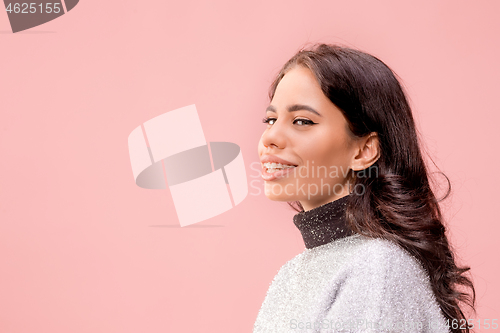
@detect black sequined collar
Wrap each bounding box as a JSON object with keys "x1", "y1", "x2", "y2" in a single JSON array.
[{"x1": 293, "y1": 194, "x2": 355, "y2": 249}]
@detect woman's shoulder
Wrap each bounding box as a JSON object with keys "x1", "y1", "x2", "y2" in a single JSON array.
[
  {"x1": 352, "y1": 235, "x2": 418, "y2": 260},
  {"x1": 324, "y1": 236, "x2": 449, "y2": 332},
  {"x1": 344, "y1": 235, "x2": 430, "y2": 278},
  {"x1": 308, "y1": 234, "x2": 424, "y2": 266},
  {"x1": 276, "y1": 234, "x2": 431, "y2": 287}
]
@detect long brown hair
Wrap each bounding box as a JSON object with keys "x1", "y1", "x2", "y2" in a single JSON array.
[{"x1": 268, "y1": 43, "x2": 475, "y2": 333}]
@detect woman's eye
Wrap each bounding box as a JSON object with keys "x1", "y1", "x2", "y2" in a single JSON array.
[
  {"x1": 294, "y1": 118, "x2": 316, "y2": 126},
  {"x1": 262, "y1": 117, "x2": 276, "y2": 125},
  {"x1": 262, "y1": 117, "x2": 316, "y2": 126}
]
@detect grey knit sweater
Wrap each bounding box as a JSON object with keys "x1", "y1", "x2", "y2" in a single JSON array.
[{"x1": 253, "y1": 195, "x2": 450, "y2": 333}]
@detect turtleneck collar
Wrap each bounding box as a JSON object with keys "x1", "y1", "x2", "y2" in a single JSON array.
[{"x1": 293, "y1": 194, "x2": 355, "y2": 249}]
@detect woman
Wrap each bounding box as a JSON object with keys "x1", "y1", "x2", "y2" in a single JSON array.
[{"x1": 254, "y1": 44, "x2": 475, "y2": 333}]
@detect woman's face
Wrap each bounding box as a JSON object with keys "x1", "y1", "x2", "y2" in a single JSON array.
[{"x1": 258, "y1": 65, "x2": 358, "y2": 211}]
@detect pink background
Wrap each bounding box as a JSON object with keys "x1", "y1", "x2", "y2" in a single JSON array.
[{"x1": 1, "y1": 0, "x2": 498, "y2": 332}]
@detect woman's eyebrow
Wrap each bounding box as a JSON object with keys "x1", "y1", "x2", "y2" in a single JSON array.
[{"x1": 266, "y1": 104, "x2": 322, "y2": 117}]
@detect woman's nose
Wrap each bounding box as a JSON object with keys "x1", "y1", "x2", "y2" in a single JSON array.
[{"x1": 261, "y1": 120, "x2": 287, "y2": 149}]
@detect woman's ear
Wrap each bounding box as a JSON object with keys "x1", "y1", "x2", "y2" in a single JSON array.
[{"x1": 350, "y1": 132, "x2": 380, "y2": 171}]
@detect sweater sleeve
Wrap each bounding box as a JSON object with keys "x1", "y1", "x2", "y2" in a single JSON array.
[{"x1": 321, "y1": 239, "x2": 450, "y2": 333}]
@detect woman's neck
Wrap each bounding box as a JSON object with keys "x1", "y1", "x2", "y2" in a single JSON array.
[{"x1": 293, "y1": 194, "x2": 355, "y2": 249}]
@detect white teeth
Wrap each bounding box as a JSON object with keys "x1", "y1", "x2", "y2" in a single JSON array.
[{"x1": 263, "y1": 162, "x2": 296, "y2": 173}]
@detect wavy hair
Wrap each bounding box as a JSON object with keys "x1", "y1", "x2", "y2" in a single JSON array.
[{"x1": 268, "y1": 43, "x2": 475, "y2": 333}]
